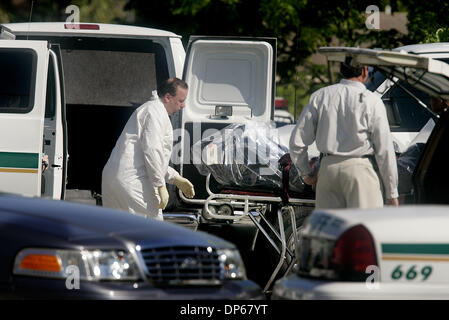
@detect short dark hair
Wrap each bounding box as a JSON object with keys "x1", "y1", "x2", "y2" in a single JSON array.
[
  {"x1": 157, "y1": 78, "x2": 188, "y2": 98},
  {"x1": 340, "y1": 57, "x2": 364, "y2": 79}
]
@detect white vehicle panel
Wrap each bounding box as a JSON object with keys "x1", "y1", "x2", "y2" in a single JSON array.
[
  {"x1": 311, "y1": 206, "x2": 449, "y2": 284},
  {"x1": 5, "y1": 22, "x2": 181, "y2": 39},
  {"x1": 273, "y1": 274, "x2": 449, "y2": 300},
  {"x1": 0, "y1": 172, "x2": 40, "y2": 196},
  {"x1": 395, "y1": 42, "x2": 449, "y2": 55},
  {"x1": 183, "y1": 40, "x2": 273, "y2": 123},
  {"x1": 169, "y1": 37, "x2": 186, "y2": 79},
  {"x1": 323, "y1": 206, "x2": 449, "y2": 241},
  {"x1": 0, "y1": 40, "x2": 48, "y2": 196},
  {"x1": 42, "y1": 50, "x2": 64, "y2": 199}
]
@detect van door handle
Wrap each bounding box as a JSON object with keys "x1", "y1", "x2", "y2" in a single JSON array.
[{"x1": 51, "y1": 164, "x2": 61, "y2": 168}]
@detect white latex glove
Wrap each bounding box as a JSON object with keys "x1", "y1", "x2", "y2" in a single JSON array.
[
  {"x1": 173, "y1": 175, "x2": 195, "y2": 198},
  {"x1": 157, "y1": 185, "x2": 169, "y2": 210}
]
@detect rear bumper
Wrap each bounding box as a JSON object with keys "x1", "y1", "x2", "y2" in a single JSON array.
[
  {"x1": 5, "y1": 277, "x2": 265, "y2": 300},
  {"x1": 272, "y1": 274, "x2": 449, "y2": 300}
]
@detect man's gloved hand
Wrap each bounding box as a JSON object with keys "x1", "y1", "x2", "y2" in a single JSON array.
[
  {"x1": 173, "y1": 175, "x2": 195, "y2": 198},
  {"x1": 157, "y1": 185, "x2": 169, "y2": 210}
]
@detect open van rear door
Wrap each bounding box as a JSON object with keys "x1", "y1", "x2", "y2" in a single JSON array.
[
  {"x1": 0, "y1": 40, "x2": 50, "y2": 197},
  {"x1": 319, "y1": 46, "x2": 449, "y2": 100},
  {"x1": 173, "y1": 37, "x2": 276, "y2": 205},
  {"x1": 42, "y1": 45, "x2": 67, "y2": 200}
]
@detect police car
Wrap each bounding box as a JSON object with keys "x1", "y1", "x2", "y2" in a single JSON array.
[{"x1": 272, "y1": 46, "x2": 449, "y2": 299}]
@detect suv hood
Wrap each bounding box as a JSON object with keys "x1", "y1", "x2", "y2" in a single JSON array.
[{"x1": 319, "y1": 46, "x2": 449, "y2": 101}]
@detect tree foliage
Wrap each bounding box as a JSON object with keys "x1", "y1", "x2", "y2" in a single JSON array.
[
  {"x1": 0, "y1": 0, "x2": 132, "y2": 24},
  {"x1": 124, "y1": 0, "x2": 411, "y2": 114},
  {"x1": 125, "y1": 0, "x2": 390, "y2": 82},
  {"x1": 421, "y1": 28, "x2": 449, "y2": 43},
  {"x1": 401, "y1": 0, "x2": 449, "y2": 43},
  {"x1": 2, "y1": 1, "x2": 449, "y2": 113}
]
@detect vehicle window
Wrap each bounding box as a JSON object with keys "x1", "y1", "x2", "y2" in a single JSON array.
[
  {"x1": 382, "y1": 80, "x2": 435, "y2": 132},
  {"x1": 17, "y1": 35, "x2": 169, "y2": 108},
  {"x1": 366, "y1": 69, "x2": 386, "y2": 93},
  {"x1": 0, "y1": 49, "x2": 36, "y2": 113},
  {"x1": 61, "y1": 49, "x2": 158, "y2": 107},
  {"x1": 45, "y1": 58, "x2": 56, "y2": 119},
  {"x1": 59, "y1": 38, "x2": 168, "y2": 107}
]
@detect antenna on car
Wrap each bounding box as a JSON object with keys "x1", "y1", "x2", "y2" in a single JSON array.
[{"x1": 27, "y1": 0, "x2": 34, "y2": 40}]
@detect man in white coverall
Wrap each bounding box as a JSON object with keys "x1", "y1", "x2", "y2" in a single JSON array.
[
  {"x1": 289, "y1": 57, "x2": 399, "y2": 209},
  {"x1": 102, "y1": 78, "x2": 195, "y2": 220}
]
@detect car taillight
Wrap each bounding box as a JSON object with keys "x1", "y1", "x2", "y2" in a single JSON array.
[
  {"x1": 330, "y1": 224, "x2": 377, "y2": 281},
  {"x1": 64, "y1": 24, "x2": 100, "y2": 30}
]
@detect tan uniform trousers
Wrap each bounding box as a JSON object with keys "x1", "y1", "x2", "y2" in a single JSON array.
[{"x1": 316, "y1": 155, "x2": 384, "y2": 209}]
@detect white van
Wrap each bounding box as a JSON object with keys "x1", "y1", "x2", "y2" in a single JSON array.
[
  {"x1": 0, "y1": 23, "x2": 276, "y2": 221},
  {"x1": 1, "y1": 23, "x2": 185, "y2": 202}
]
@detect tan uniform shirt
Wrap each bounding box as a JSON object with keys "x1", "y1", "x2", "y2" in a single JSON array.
[{"x1": 289, "y1": 79, "x2": 398, "y2": 199}]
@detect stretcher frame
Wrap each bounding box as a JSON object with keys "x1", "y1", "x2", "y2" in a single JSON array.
[{"x1": 202, "y1": 173, "x2": 315, "y2": 292}]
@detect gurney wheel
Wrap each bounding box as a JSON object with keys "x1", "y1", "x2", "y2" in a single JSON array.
[{"x1": 217, "y1": 204, "x2": 233, "y2": 216}]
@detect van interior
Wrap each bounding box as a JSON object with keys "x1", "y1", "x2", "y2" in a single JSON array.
[{"x1": 19, "y1": 35, "x2": 170, "y2": 203}]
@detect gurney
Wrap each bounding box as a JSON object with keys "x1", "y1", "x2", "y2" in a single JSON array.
[{"x1": 193, "y1": 122, "x2": 317, "y2": 292}]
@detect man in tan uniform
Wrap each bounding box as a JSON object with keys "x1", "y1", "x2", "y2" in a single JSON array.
[{"x1": 289, "y1": 58, "x2": 399, "y2": 209}]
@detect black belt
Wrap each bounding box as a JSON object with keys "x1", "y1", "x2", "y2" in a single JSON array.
[
  {"x1": 321, "y1": 153, "x2": 373, "y2": 159},
  {"x1": 320, "y1": 153, "x2": 378, "y2": 174}
]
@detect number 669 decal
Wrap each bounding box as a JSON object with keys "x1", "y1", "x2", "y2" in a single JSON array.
[{"x1": 391, "y1": 265, "x2": 433, "y2": 281}]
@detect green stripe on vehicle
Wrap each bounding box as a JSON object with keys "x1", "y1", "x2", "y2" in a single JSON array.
[
  {"x1": 382, "y1": 244, "x2": 449, "y2": 255},
  {"x1": 0, "y1": 152, "x2": 39, "y2": 169}
]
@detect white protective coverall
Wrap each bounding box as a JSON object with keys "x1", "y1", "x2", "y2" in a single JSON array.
[{"x1": 102, "y1": 93, "x2": 179, "y2": 220}]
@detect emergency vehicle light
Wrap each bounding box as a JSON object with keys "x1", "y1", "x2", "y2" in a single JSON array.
[{"x1": 64, "y1": 24, "x2": 100, "y2": 30}]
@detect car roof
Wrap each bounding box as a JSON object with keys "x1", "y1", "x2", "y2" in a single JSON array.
[
  {"x1": 313, "y1": 205, "x2": 449, "y2": 243},
  {"x1": 395, "y1": 42, "x2": 449, "y2": 54},
  {"x1": 4, "y1": 22, "x2": 181, "y2": 39}
]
